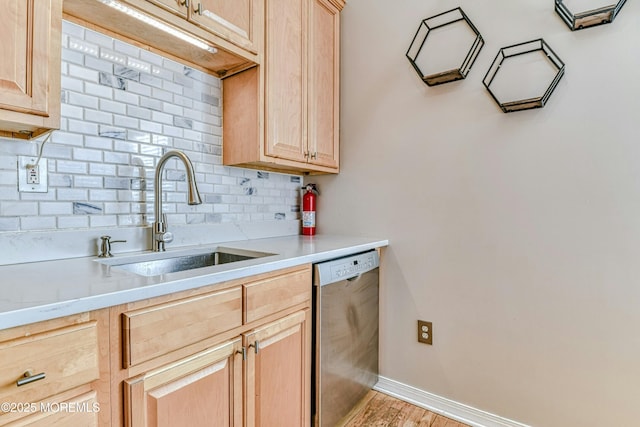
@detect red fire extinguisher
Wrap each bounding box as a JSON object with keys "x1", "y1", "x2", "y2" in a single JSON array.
[{"x1": 302, "y1": 184, "x2": 319, "y2": 236}]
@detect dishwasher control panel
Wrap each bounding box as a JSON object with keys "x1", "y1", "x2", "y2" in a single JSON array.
[{"x1": 315, "y1": 250, "x2": 379, "y2": 286}]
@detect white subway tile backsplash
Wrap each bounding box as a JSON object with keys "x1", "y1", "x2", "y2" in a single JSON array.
[
  {"x1": 85, "y1": 56, "x2": 115, "y2": 73},
  {"x1": 128, "y1": 131, "x2": 151, "y2": 144},
  {"x1": 68, "y1": 119, "x2": 99, "y2": 135},
  {"x1": 73, "y1": 148, "x2": 103, "y2": 162},
  {"x1": 113, "y1": 115, "x2": 139, "y2": 129},
  {"x1": 140, "y1": 50, "x2": 163, "y2": 66},
  {"x1": 103, "y1": 202, "x2": 130, "y2": 214},
  {"x1": 114, "y1": 39, "x2": 139, "y2": 57},
  {"x1": 89, "y1": 163, "x2": 117, "y2": 176},
  {"x1": 127, "y1": 81, "x2": 152, "y2": 97},
  {"x1": 0, "y1": 20, "x2": 301, "y2": 233},
  {"x1": 99, "y1": 126, "x2": 127, "y2": 140},
  {"x1": 40, "y1": 202, "x2": 73, "y2": 215},
  {"x1": 140, "y1": 120, "x2": 163, "y2": 134},
  {"x1": 151, "y1": 87, "x2": 173, "y2": 102},
  {"x1": 113, "y1": 89, "x2": 139, "y2": 105},
  {"x1": 69, "y1": 63, "x2": 99, "y2": 81},
  {"x1": 90, "y1": 189, "x2": 118, "y2": 201},
  {"x1": 61, "y1": 104, "x2": 83, "y2": 120},
  {"x1": 0, "y1": 217, "x2": 19, "y2": 231},
  {"x1": 103, "y1": 152, "x2": 130, "y2": 164},
  {"x1": 74, "y1": 176, "x2": 104, "y2": 188},
  {"x1": 57, "y1": 160, "x2": 88, "y2": 174},
  {"x1": 58, "y1": 216, "x2": 90, "y2": 229},
  {"x1": 68, "y1": 92, "x2": 99, "y2": 109},
  {"x1": 61, "y1": 49, "x2": 84, "y2": 65},
  {"x1": 0, "y1": 187, "x2": 18, "y2": 201},
  {"x1": 62, "y1": 20, "x2": 84, "y2": 37},
  {"x1": 85, "y1": 30, "x2": 113, "y2": 49},
  {"x1": 127, "y1": 106, "x2": 152, "y2": 120},
  {"x1": 51, "y1": 131, "x2": 85, "y2": 147},
  {"x1": 90, "y1": 215, "x2": 118, "y2": 227},
  {"x1": 140, "y1": 97, "x2": 163, "y2": 111},
  {"x1": 99, "y1": 99, "x2": 126, "y2": 115},
  {"x1": 113, "y1": 140, "x2": 139, "y2": 154},
  {"x1": 1, "y1": 201, "x2": 38, "y2": 216},
  {"x1": 85, "y1": 82, "x2": 115, "y2": 100},
  {"x1": 22, "y1": 216, "x2": 56, "y2": 230}
]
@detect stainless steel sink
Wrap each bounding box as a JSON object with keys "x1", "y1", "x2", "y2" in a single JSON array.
[{"x1": 104, "y1": 247, "x2": 274, "y2": 277}]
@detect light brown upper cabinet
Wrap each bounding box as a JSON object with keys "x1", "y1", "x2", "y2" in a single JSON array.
[
  {"x1": 0, "y1": 0, "x2": 62, "y2": 140},
  {"x1": 145, "y1": 0, "x2": 260, "y2": 55},
  {"x1": 223, "y1": 0, "x2": 344, "y2": 175},
  {"x1": 63, "y1": 0, "x2": 261, "y2": 77}
]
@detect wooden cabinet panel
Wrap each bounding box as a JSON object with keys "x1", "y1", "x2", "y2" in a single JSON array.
[
  {"x1": 244, "y1": 310, "x2": 311, "y2": 427},
  {"x1": 264, "y1": 0, "x2": 307, "y2": 163},
  {"x1": 124, "y1": 338, "x2": 243, "y2": 427},
  {"x1": 0, "y1": 0, "x2": 61, "y2": 138},
  {"x1": 144, "y1": 0, "x2": 187, "y2": 17},
  {"x1": 222, "y1": 0, "x2": 344, "y2": 174},
  {"x1": 0, "y1": 322, "x2": 100, "y2": 409},
  {"x1": 244, "y1": 267, "x2": 311, "y2": 324},
  {"x1": 191, "y1": 0, "x2": 258, "y2": 54},
  {"x1": 122, "y1": 287, "x2": 242, "y2": 367},
  {"x1": 308, "y1": 0, "x2": 340, "y2": 169},
  {"x1": 3, "y1": 391, "x2": 100, "y2": 427}
]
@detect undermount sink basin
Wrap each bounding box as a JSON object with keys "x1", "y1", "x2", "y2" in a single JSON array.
[{"x1": 102, "y1": 247, "x2": 275, "y2": 277}]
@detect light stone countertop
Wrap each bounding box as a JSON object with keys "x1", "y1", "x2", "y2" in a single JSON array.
[{"x1": 0, "y1": 234, "x2": 388, "y2": 330}]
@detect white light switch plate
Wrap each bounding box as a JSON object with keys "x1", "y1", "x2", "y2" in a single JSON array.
[{"x1": 18, "y1": 156, "x2": 48, "y2": 193}]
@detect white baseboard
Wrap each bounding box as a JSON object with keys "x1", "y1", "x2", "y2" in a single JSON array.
[{"x1": 374, "y1": 376, "x2": 531, "y2": 427}]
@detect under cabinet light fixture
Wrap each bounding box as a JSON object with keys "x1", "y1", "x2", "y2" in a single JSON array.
[{"x1": 96, "y1": 0, "x2": 218, "y2": 54}]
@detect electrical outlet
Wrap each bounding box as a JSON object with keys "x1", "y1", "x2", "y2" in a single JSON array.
[
  {"x1": 18, "y1": 156, "x2": 48, "y2": 193},
  {"x1": 417, "y1": 320, "x2": 433, "y2": 345},
  {"x1": 27, "y1": 165, "x2": 40, "y2": 184}
]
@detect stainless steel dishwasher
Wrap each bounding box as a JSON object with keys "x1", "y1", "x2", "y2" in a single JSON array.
[{"x1": 313, "y1": 250, "x2": 380, "y2": 427}]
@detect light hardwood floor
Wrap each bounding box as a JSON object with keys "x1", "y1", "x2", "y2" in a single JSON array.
[{"x1": 340, "y1": 390, "x2": 471, "y2": 427}]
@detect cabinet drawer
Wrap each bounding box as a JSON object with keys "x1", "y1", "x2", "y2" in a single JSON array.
[
  {"x1": 0, "y1": 322, "x2": 99, "y2": 411},
  {"x1": 3, "y1": 391, "x2": 99, "y2": 427},
  {"x1": 122, "y1": 287, "x2": 242, "y2": 367},
  {"x1": 244, "y1": 267, "x2": 311, "y2": 323}
]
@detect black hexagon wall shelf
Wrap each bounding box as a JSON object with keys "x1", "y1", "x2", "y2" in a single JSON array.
[
  {"x1": 555, "y1": 0, "x2": 627, "y2": 31},
  {"x1": 483, "y1": 39, "x2": 566, "y2": 113},
  {"x1": 406, "y1": 7, "x2": 484, "y2": 86}
]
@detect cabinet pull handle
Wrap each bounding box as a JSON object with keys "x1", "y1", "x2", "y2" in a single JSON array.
[
  {"x1": 304, "y1": 151, "x2": 310, "y2": 159},
  {"x1": 194, "y1": 2, "x2": 203, "y2": 15},
  {"x1": 16, "y1": 370, "x2": 46, "y2": 387},
  {"x1": 237, "y1": 347, "x2": 247, "y2": 361},
  {"x1": 179, "y1": 0, "x2": 189, "y2": 8},
  {"x1": 310, "y1": 152, "x2": 318, "y2": 160},
  {"x1": 249, "y1": 340, "x2": 260, "y2": 354}
]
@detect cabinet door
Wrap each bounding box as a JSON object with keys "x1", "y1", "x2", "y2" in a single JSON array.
[
  {"x1": 190, "y1": 0, "x2": 259, "y2": 54},
  {"x1": 144, "y1": 0, "x2": 188, "y2": 17},
  {"x1": 263, "y1": 0, "x2": 307, "y2": 163},
  {"x1": 244, "y1": 310, "x2": 311, "y2": 427},
  {"x1": 307, "y1": 0, "x2": 340, "y2": 170},
  {"x1": 124, "y1": 338, "x2": 243, "y2": 427},
  {"x1": 0, "y1": 0, "x2": 61, "y2": 137}
]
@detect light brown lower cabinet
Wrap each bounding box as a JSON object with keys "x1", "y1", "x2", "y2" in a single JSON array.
[
  {"x1": 115, "y1": 264, "x2": 312, "y2": 427},
  {"x1": 244, "y1": 310, "x2": 311, "y2": 427},
  {"x1": 124, "y1": 338, "x2": 243, "y2": 427},
  {"x1": 124, "y1": 309, "x2": 311, "y2": 427},
  {"x1": 0, "y1": 311, "x2": 110, "y2": 427}
]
